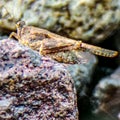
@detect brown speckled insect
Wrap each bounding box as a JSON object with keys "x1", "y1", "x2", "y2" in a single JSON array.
[{"x1": 9, "y1": 21, "x2": 118, "y2": 64}]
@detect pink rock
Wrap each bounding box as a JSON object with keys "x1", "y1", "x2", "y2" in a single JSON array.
[{"x1": 0, "y1": 39, "x2": 78, "y2": 120}]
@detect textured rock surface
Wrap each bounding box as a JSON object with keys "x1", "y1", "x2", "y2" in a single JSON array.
[
  {"x1": 67, "y1": 52, "x2": 97, "y2": 97},
  {"x1": 93, "y1": 67, "x2": 120, "y2": 120},
  {"x1": 0, "y1": 0, "x2": 120, "y2": 43},
  {"x1": 0, "y1": 39, "x2": 78, "y2": 120},
  {"x1": 0, "y1": 33, "x2": 8, "y2": 40}
]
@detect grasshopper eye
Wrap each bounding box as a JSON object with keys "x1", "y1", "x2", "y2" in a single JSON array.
[{"x1": 16, "y1": 21, "x2": 25, "y2": 28}]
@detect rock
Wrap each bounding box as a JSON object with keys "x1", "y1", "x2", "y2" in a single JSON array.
[
  {"x1": 0, "y1": 35, "x2": 8, "y2": 40},
  {"x1": 0, "y1": 34, "x2": 8, "y2": 40},
  {"x1": 0, "y1": 0, "x2": 120, "y2": 43},
  {"x1": 67, "y1": 52, "x2": 98, "y2": 97},
  {"x1": 0, "y1": 29, "x2": 8, "y2": 40},
  {"x1": 114, "y1": 31, "x2": 120, "y2": 52},
  {"x1": 0, "y1": 39, "x2": 78, "y2": 120},
  {"x1": 93, "y1": 67, "x2": 120, "y2": 120},
  {"x1": 112, "y1": 30, "x2": 120, "y2": 65}
]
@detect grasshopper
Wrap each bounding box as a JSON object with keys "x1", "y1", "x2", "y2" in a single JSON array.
[{"x1": 9, "y1": 21, "x2": 118, "y2": 64}]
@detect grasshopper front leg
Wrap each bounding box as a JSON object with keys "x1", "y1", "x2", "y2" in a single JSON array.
[{"x1": 9, "y1": 32, "x2": 20, "y2": 40}]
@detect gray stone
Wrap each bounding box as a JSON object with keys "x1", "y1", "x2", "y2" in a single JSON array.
[
  {"x1": 67, "y1": 52, "x2": 97, "y2": 97},
  {"x1": 0, "y1": 0, "x2": 120, "y2": 43},
  {"x1": 93, "y1": 67, "x2": 120, "y2": 120}
]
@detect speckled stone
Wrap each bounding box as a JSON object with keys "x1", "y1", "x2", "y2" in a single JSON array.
[
  {"x1": 0, "y1": 0, "x2": 120, "y2": 43},
  {"x1": 0, "y1": 39, "x2": 78, "y2": 120}
]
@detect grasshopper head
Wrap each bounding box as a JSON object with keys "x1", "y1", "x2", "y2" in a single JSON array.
[
  {"x1": 16, "y1": 21, "x2": 25, "y2": 37},
  {"x1": 16, "y1": 21, "x2": 25, "y2": 29}
]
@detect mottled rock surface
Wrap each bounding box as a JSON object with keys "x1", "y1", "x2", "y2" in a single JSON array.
[
  {"x1": 0, "y1": 39, "x2": 78, "y2": 120},
  {"x1": 93, "y1": 67, "x2": 120, "y2": 120},
  {"x1": 67, "y1": 52, "x2": 97, "y2": 97},
  {"x1": 0, "y1": 0, "x2": 120, "y2": 43}
]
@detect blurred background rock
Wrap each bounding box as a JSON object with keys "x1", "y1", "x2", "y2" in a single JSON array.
[
  {"x1": 93, "y1": 67, "x2": 120, "y2": 120},
  {"x1": 0, "y1": 0, "x2": 120, "y2": 43}
]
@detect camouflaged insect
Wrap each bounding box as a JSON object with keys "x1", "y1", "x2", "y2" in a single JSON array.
[{"x1": 9, "y1": 21, "x2": 118, "y2": 64}]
